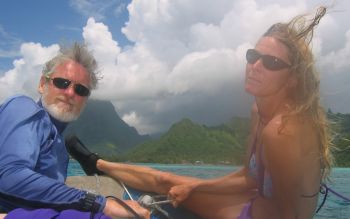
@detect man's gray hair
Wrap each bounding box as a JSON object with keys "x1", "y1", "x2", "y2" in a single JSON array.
[{"x1": 42, "y1": 42, "x2": 100, "y2": 89}]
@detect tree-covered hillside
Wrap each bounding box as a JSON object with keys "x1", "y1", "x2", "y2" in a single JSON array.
[
  {"x1": 121, "y1": 112, "x2": 350, "y2": 166},
  {"x1": 63, "y1": 99, "x2": 350, "y2": 167},
  {"x1": 63, "y1": 99, "x2": 150, "y2": 157},
  {"x1": 329, "y1": 112, "x2": 350, "y2": 167},
  {"x1": 122, "y1": 118, "x2": 250, "y2": 164}
]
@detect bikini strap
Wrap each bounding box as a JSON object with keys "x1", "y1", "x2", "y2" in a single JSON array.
[
  {"x1": 249, "y1": 120, "x2": 261, "y2": 157},
  {"x1": 257, "y1": 142, "x2": 266, "y2": 198},
  {"x1": 250, "y1": 120, "x2": 266, "y2": 197}
]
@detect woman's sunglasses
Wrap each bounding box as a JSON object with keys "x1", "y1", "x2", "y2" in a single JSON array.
[
  {"x1": 246, "y1": 49, "x2": 291, "y2": 71},
  {"x1": 45, "y1": 76, "x2": 91, "y2": 97}
]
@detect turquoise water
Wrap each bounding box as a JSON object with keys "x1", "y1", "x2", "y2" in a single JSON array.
[{"x1": 68, "y1": 161, "x2": 350, "y2": 218}]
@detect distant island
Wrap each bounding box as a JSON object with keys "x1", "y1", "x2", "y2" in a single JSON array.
[{"x1": 64, "y1": 99, "x2": 350, "y2": 167}]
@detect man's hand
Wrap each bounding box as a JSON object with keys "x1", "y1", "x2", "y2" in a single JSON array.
[{"x1": 103, "y1": 198, "x2": 150, "y2": 219}]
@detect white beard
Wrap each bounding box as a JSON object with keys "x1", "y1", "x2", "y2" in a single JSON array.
[
  {"x1": 41, "y1": 87, "x2": 84, "y2": 122},
  {"x1": 43, "y1": 100, "x2": 80, "y2": 122}
]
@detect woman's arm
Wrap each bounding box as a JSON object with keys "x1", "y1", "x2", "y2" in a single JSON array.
[
  {"x1": 191, "y1": 167, "x2": 255, "y2": 192},
  {"x1": 169, "y1": 103, "x2": 259, "y2": 205},
  {"x1": 168, "y1": 167, "x2": 256, "y2": 206},
  {"x1": 172, "y1": 103, "x2": 259, "y2": 194},
  {"x1": 263, "y1": 119, "x2": 302, "y2": 219}
]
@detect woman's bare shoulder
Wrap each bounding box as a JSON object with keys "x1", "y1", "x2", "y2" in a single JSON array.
[
  {"x1": 262, "y1": 115, "x2": 304, "y2": 184},
  {"x1": 262, "y1": 114, "x2": 319, "y2": 166},
  {"x1": 263, "y1": 114, "x2": 307, "y2": 139},
  {"x1": 262, "y1": 115, "x2": 303, "y2": 157}
]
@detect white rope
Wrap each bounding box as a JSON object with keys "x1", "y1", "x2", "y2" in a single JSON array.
[{"x1": 119, "y1": 180, "x2": 134, "y2": 201}]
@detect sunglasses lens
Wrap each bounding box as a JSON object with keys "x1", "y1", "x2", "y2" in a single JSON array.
[
  {"x1": 246, "y1": 49, "x2": 260, "y2": 64},
  {"x1": 246, "y1": 49, "x2": 290, "y2": 71},
  {"x1": 262, "y1": 56, "x2": 289, "y2": 71},
  {"x1": 74, "y1": 84, "x2": 90, "y2": 97},
  {"x1": 51, "y1": 77, "x2": 90, "y2": 97},
  {"x1": 52, "y1": 78, "x2": 71, "y2": 89}
]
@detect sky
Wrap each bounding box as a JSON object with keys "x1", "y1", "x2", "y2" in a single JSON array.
[{"x1": 1, "y1": 0, "x2": 350, "y2": 134}]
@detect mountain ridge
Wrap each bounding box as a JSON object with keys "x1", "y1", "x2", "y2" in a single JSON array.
[
  {"x1": 63, "y1": 99, "x2": 150, "y2": 157},
  {"x1": 122, "y1": 117, "x2": 249, "y2": 164},
  {"x1": 63, "y1": 100, "x2": 350, "y2": 166}
]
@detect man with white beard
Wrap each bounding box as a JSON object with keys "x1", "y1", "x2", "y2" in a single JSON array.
[{"x1": 0, "y1": 43, "x2": 149, "y2": 219}]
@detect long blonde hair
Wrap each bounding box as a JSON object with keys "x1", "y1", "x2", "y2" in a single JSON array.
[{"x1": 263, "y1": 7, "x2": 333, "y2": 179}]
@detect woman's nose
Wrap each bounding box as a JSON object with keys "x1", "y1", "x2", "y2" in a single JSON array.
[{"x1": 252, "y1": 58, "x2": 264, "y2": 70}]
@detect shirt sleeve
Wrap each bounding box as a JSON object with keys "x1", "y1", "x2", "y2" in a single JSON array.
[{"x1": 0, "y1": 96, "x2": 106, "y2": 212}]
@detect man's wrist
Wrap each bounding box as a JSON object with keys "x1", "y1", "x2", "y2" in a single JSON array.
[{"x1": 81, "y1": 192, "x2": 101, "y2": 212}]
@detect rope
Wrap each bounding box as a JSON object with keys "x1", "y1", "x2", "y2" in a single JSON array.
[
  {"x1": 95, "y1": 174, "x2": 101, "y2": 195},
  {"x1": 106, "y1": 195, "x2": 143, "y2": 219},
  {"x1": 88, "y1": 176, "x2": 142, "y2": 219},
  {"x1": 120, "y1": 180, "x2": 134, "y2": 201},
  {"x1": 323, "y1": 183, "x2": 350, "y2": 202},
  {"x1": 118, "y1": 179, "x2": 173, "y2": 218},
  {"x1": 316, "y1": 184, "x2": 329, "y2": 213},
  {"x1": 316, "y1": 183, "x2": 350, "y2": 213},
  {"x1": 138, "y1": 194, "x2": 173, "y2": 219},
  {"x1": 154, "y1": 205, "x2": 173, "y2": 219}
]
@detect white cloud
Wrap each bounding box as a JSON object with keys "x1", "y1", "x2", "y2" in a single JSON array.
[
  {"x1": 122, "y1": 111, "x2": 159, "y2": 134},
  {"x1": 320, "y1": 30, "x2": 350, "y2": 74},
  {"x1": 167, "y1": 48, "x2": 240, "y2": 95},
  {"x1": 318, "y1": 29, "x2": 350, "y2": 113},
  {"x1": 0, "y1": 43, "x2": 59, "y2": 101},
  {"x1": 1, "y1": 0, "x2": 350, "y2": 134},
  {"x1": 83, "y1": 18, "x2": 121, "y2": 65},
  {"x1": 83, "y1": 18, "x2": 169, "y2": 101}
]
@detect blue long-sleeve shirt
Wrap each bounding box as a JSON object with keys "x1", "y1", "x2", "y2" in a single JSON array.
[{"x1": 0, "y1": 95, "x2": 106, "y2": 212}]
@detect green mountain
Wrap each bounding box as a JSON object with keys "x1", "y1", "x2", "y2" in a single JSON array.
[
  {"x1": 63, "y1": 99, "x2": 150, "y2": 158},
  {"x1": 121, "y1": 112, "x2": 350, "y2": 167},
  {"x1": 328, "y1": 112, "x2": 350, "y2": 167},
  {"x1": 122, "y1": 118, "x2": 250, "y2": 164},
  {"x1": 62, "y1": 100, "x2": 350, "y2": 167}
]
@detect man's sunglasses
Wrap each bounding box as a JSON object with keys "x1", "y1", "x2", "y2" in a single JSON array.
[
  {"x1": 246, "y1": 49, "x2": 291, "y2": 71},
  {"x1": 45, "y1": 76, "x2": 91, "y2": 97}
]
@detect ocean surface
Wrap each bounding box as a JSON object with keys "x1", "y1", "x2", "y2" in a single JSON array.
[{"x1": 68, "y1": 161, "x2": 350, "y2": 219}]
